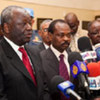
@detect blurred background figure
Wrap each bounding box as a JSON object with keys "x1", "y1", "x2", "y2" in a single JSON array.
[
  {"x1": 88, "y1": 20, "x2": 100, "y2": 46},
  {"x1": 24, "y1": 8, "x2": 42, "y2": 45},
  {"x1": 87, "y1": 20, "x2": 100, "y2": 99},
  {"x1": 65, "y1": 12, "x2": 88, "y2": 52},
  {"x1": 36, "y1": 19, "x2": 52, "y2": 51}
]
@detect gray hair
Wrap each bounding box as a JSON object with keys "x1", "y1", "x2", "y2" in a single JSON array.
[
  {"x1": 1, "y1": 5, "x2": 29, "y2": 28},
  {"x1": 40, "y1": 19, "x2": 52, "y2": 30}
]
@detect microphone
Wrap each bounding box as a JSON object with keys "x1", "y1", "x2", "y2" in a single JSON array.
[
  {"x1": 50, "y1": 75, "x2": 83, "y2": 100},
  {"x1": 78, "y1": 36, "x2": 97, "y2": 64},
  {"x1": 94, "y1": 43, "x2": 100, "y2": 61},
  {"x1": 68, "y1": 52, "x2": 90, "y2": 95},
  {"x1": 87, "y1": 62, "x2": 100, "y2": 90}
]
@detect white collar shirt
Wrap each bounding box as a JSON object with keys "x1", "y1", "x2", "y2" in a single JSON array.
[
  {"x1": 4, "y1": 36, "x2": 23, "y2": 60},
  {"x1": 50, "y1": 45, "x2": 70, "y2": 75}
]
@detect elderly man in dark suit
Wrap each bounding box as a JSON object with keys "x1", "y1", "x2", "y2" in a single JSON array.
[
  {"x1": 40, "y1": 19, "x2": 72, "y2": 100},
  {"x1": 0, "y1": 5, "x2": 50, "y2": 100}
]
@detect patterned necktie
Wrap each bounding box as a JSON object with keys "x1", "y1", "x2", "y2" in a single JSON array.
[
  {"x1": 59, "y1": 54, "x2": 69, "y2": 80},
  {"x1": 59, "y1": 54, "x2": 70, "y2": 100},
  {"x1": 18, "y1": 47, "x2": 37, "y2": 86}
]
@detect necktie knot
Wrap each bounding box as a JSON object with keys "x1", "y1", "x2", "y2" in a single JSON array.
[
  {"x1": 59, "y1": 54, "x2": 64, "y2": 60},
  {"x1": 19, "y1": 47, "x2": 26, "y2": 53},
  {"x1": 18, "y1": 47, "x2": 28, "y2": 58}
]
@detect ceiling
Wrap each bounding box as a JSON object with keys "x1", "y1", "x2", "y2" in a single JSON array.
[{"x1": 13, "y1": 0, "x2": 100, "y2": 10}]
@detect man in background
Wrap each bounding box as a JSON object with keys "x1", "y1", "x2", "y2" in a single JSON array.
[
  {"x1": 65, "y1": 12, "x2": 88, "y2": 52},
  {"x1": 25, "y1": 8, "x2": 42, "y2": 45},
  {"x1": 87, "y1": 19, "x2": 100, "y2": 99},
  {"x1": 35, "y1": 19, "x2": 52, "y2": 52},
  {"x1": 88, "y1": 20, "x2": 100, "y2": 46}
]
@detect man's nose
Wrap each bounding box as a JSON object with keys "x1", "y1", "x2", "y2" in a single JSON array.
[
  {"x1": 63, "y1": 35, "x2": 70, "y2": 41},
  {"x1": 26, "y1": 23, "x2": 32, "y2": 30}
]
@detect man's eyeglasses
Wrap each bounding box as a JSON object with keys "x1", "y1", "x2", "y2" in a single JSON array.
[{"x1": 42, "y1": 28, "x2": 48, "y2": 32}]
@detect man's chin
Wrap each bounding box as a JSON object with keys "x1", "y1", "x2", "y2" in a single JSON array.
[
  {"x1": 62, "y1": 45, "x2": 69, "y2": 50},
  {"x1": 71, "y1": 32, "x2": 76, "y2": 35}
]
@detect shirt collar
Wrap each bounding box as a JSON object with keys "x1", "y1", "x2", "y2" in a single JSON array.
[
  {"x1": 50, "y1": 44, "x2": 68, "y2": 60},
  {"x1": 43, "y1": 42, "x2": 49, "y2": 49},
  {"x1": 4, "y1": 36, "x2": 23, "y2": 52}
]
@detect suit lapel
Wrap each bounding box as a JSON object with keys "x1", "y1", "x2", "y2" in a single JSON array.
[
  {"x1": 25, "y1": 45, "x2": 43, "y2": 94},
  {"x1": 46, "y1": 48, "x2": 72, "y2": 80},
  {"x1": 38, "y1": 43, "x2": 45, "y2": 51},
  {"x1": 46, "y1": 48, "x2": 59, "y2": 73},
  {"x1": 1, "y1": 38, "x2": 34, "y2": 83}
]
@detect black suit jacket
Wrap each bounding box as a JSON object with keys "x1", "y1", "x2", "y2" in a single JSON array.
[
  {"x1": 32, "y1": 42, "x2": 46, "y2": 53},
  {"x1": 40, "y1": 47, "x2": 74, "y2": 100},
  {"x1": 37, "y1": 43, "x2": 45, "y2": 51},
  {"x1": 0, "y1": 38, "x2": 45, "y2": 100}
]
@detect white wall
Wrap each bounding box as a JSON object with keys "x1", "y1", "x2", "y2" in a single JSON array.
[{"x1": 13, "y1": 0, "x2": 100, "y2": 10}]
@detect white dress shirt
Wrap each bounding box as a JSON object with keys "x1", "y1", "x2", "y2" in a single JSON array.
[
  {"x1": 43, "y1": 42, "x2": 49, "y2": 49},
  {"x1": 70, "y1": 28, "x2": 88, "y2": 52},
  {"x1": 4, "y1": 36, "x2": 22, "y2": 60},
  {"x1": 50, "y1": 45, "x2": 70, "y2": 75},
  {"x1": 4, "y1": 36, "x2": 35, "y2": 74}
]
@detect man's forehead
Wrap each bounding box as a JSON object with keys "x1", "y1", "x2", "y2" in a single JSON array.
[{"x1": 92, "y1": 21, "x2": 100, "y2": 27}]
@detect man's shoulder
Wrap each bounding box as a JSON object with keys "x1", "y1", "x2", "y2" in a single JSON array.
[
  {"x1": 77, "y1": 28, "x2": 88, "y2": 37},
  {"x1": 25, "y1": 44, "x2": 39, "y2": 55},
  {"x1": 40, "y1": 48, "x2": 51, "y2": 55}
]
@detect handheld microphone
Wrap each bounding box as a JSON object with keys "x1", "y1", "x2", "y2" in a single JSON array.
[
  {"x1": 68, "y1": 52, "x2": 90, "y2": 95},
  {"x1": 78, "y1": 36, "x2": 97, "y2": 64},
  {"x1": 50, "y1": 75, "x2": 83, "y2": 100},
  {"x1": 87, "y1": 62, "x2": 100, "y2": 90}
]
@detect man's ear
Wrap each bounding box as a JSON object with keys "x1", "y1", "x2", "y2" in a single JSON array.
[
  {"x1": 3, "y1": 23, "x2": 9, "y2": 34},
  {"x1": 88, "y1": 33, "x2": 91, "y2": 38}
]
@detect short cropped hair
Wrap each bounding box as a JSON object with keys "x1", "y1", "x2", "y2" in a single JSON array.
[
  {"x1": 48, "y1": 19, "x2": 67, "y2": 34},
  {"x1": 1, "y1": 5, "x2": 28, "y2": 29}
]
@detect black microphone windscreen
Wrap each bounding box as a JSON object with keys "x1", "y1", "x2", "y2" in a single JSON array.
[
  {"x1": 78, "y1": 36, "x2": 93, "y2": 52},
  {"x1": 50, "y1": 75, "x2": 65, "y2": 92},
  {"x1": 68, "y1": 52, "x2": 83, "y2": 66}
]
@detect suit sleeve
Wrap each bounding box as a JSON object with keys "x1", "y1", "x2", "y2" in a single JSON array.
[{"x1": 0, "y1": 64, "x2": 8, "y2": 100}]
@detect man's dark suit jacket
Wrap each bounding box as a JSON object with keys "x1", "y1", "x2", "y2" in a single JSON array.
[
  {"x1": 40, "y1": 47, "x2": 75, "y2": 100},
  {"x1": 32, "y1": 42, "x2": 46, "y2": 53},
  {"x1": 0, "y1": 38, "x2": 47, "y2": 100}
]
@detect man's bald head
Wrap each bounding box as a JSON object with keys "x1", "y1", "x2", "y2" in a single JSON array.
[
  {"x1": 65, "y1": 13, "x2": 78, "y2": 22},
  {"x1": 65, "y1": 13, "x2": 79, "y2": 35}
]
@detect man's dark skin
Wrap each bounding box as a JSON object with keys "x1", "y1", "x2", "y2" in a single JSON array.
[{"x1": 65, "y1": 13, "x2": 79, "y2": 35}]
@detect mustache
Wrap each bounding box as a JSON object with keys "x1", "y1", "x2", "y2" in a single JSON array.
[{"x1": 61, "y1": 41, "x2": 70, "y2": 45}]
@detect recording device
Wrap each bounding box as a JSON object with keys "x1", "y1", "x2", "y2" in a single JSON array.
[
  {"x1": 78, "y1": 36, "x2": 97, "y2": 64},
  {"x1": 95, "y1": 43, "x2": 100, "y2": 61},
  {"x1": 50, "y1": 75, "x2": 83, "y2": 100},
  {"x1": 87, "y1": 62, "x2": 100, "y2": 90},
  {"x1": 68, "y1": 52, "x2": 90, "y2": 95}
]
